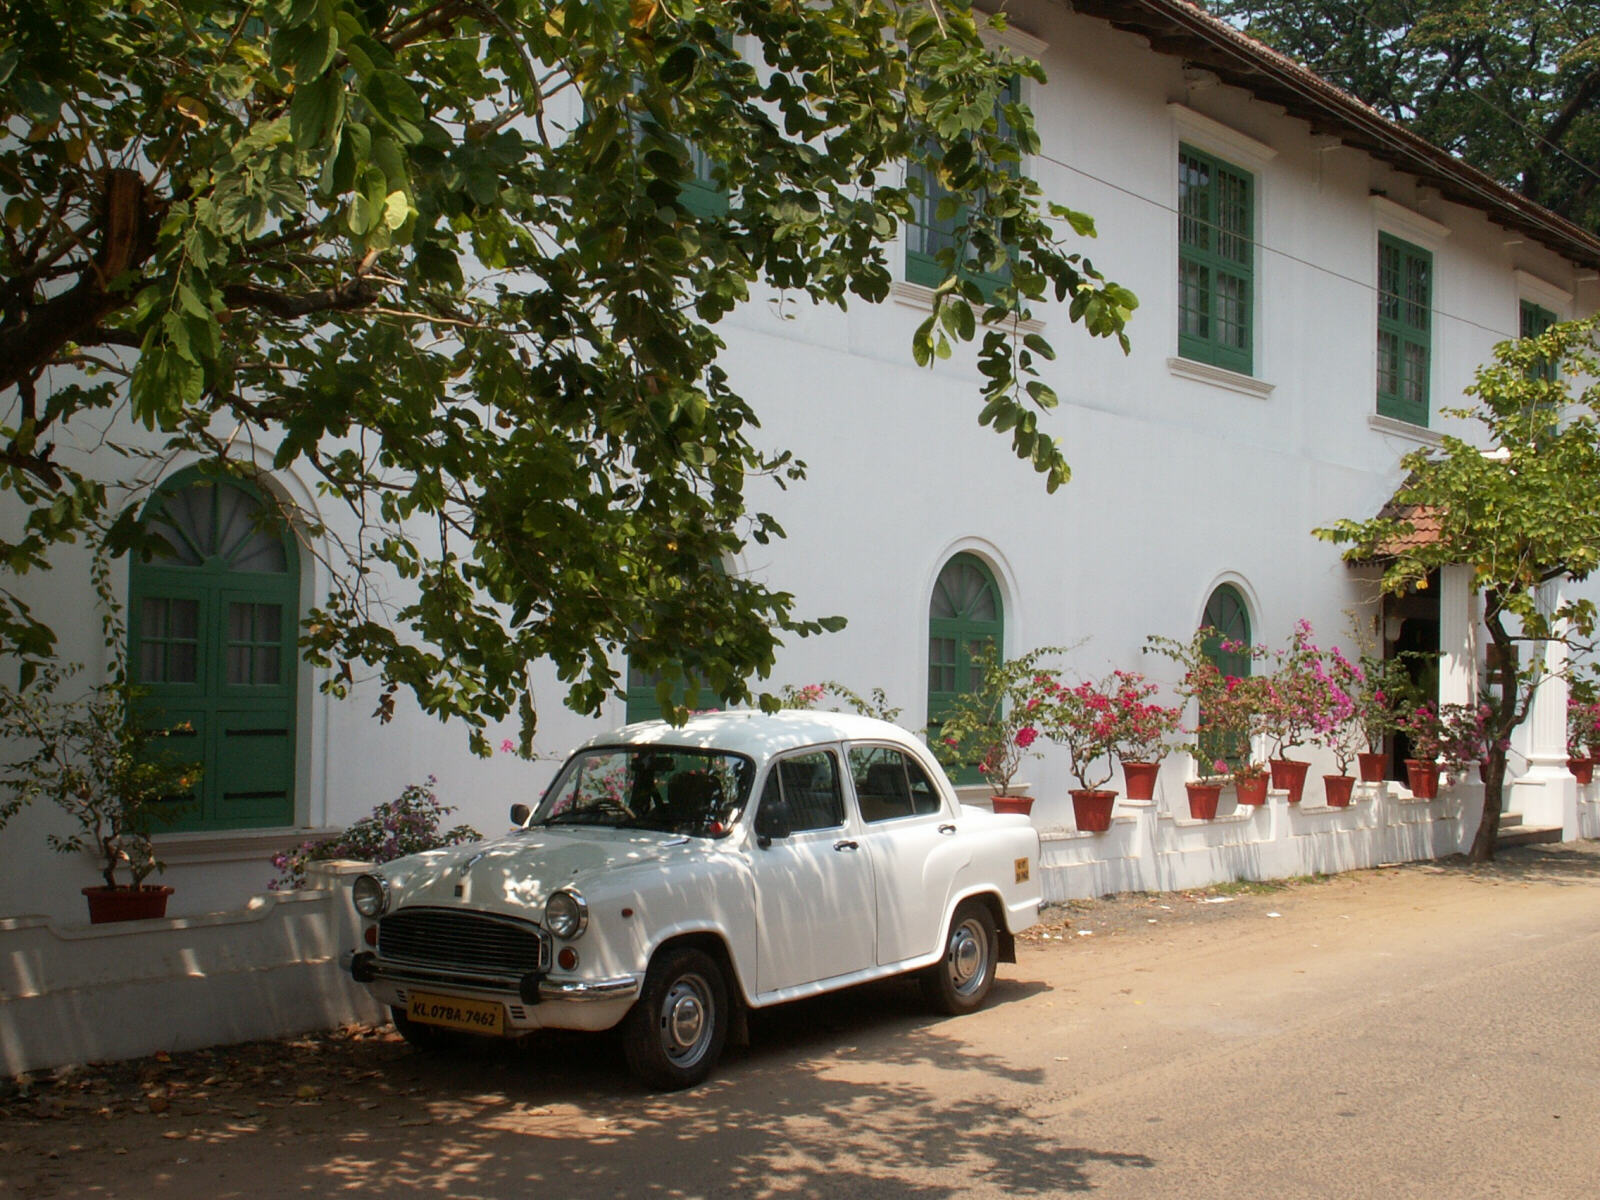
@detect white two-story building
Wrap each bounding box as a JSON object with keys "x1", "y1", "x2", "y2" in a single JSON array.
[{"x1": 5, "y1": 3, "x2": 1600, "y2": 1067}]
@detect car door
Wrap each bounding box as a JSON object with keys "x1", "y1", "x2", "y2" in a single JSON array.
[
  {"x1": 847, "y1": 743, "x2": 970, "y2": 967},
  {"x1": 747, "y1": 747, "x2": 877, "y2": 996}
]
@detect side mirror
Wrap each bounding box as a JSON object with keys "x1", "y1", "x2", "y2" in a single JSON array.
[
  {"x1": 510, "y1": 803, "x2": 531, "y2": 826},
  {"x1": 753, "y1": 799, "x2": 792, "y2": 848}
]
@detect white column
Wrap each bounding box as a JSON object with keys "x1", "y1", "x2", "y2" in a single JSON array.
[
  {"x1": 1514, "y1": 580, "x2": 1579, "y2": 835},
  {"x1": 1438, "y1": 565, "x2": 1477, "y2": 707}
]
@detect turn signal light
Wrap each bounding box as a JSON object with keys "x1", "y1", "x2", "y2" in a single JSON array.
[{"x1": 557, "y1": 947, "x2": 578, "y2": 970}]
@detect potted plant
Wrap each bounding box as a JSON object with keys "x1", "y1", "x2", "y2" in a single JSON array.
[
  {"x1": 1438, "y1": 702, "x2": 1492, "y2": 785},
  {"x1": 1565, "y1": 685, "x2": 1600, "y2": 784},
  {"x1": 1104, "y1": 671, "x2": 1183, "y2": 801},
  {"x1": 1035, "y1": 672, "x2": 1124, "y2": 832},
  {"x1": 1397, "y1": 702, "x2": 1446, "y2": 799},
  {"x1": 1259, "y1": 621, "x2": 1327, "y2": 803},
  {"x1": 931, "y1": 645, "x2": 1068, "y2": 817},
  {"x1": 1305, "y1": 642, "x2": 1363, "y2": 806},
  {"x1": 0, "y1": 665, "x2": 200, "y2": 922},
  {"x1": 1147, "y1": 628, "x2": 1267, "y2": 812}
]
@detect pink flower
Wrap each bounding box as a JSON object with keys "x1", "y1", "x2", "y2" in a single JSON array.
[
  {"x1": 500, "y1": 739, "x2": 516, "y2": 754},
  {"x1": 1015, "y1": 726, "x2": 1038, "y2": 748}
]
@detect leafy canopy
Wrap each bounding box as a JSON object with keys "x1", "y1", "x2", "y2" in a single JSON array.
[
  {"x1": 0, "y1": 0, "x2": 1135, "y2": 751},
  {"x1": 1213, "y1": 1, "x2": 1600, "y2": 233}
]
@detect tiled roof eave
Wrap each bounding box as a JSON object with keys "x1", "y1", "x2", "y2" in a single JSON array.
[{"x1": 1061, "y1": 0, "x2": 1600, "y2": 271}]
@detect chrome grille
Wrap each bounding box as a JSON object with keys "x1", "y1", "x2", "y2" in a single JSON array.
[{"x1": 379, "y1": 907, "x2": 551, "y2": 976}]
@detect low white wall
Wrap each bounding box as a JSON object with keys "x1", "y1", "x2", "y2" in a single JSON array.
[
  {"x1": 0, "y1": 861, "x2": 381, "y2": 1077},
  {"x1": 1034, "y1": 775, "x2": 1492, "y2": 903}
]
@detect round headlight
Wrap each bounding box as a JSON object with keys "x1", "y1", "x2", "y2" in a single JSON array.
[
  {"x1": 351, "y1": 873, "x2": 389, "y2": 918},
  {"x1": 544, "y1": 888, "x2": 588, "y2": 940}
]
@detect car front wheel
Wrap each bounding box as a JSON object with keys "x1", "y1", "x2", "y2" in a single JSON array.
[
  {"x1": 920, "y1": 899, "x2": 999, "y2": 1015},
  {"x1": 622, "y1": 946, "x2": 729, "y2": 1090}
]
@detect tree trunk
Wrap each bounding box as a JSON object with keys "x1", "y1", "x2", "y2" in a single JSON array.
[{"x1": 1469, "y1": 746, "x2": 1506, "y2": 862}]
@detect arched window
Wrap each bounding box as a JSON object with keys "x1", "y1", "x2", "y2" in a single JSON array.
[
  {"x1": 128, "y1": 472, "x2": 300, "y2": 830},
  {"x1": 1200, "y1": 583, "x2": 1252, "y2": 765},
  {"x1": 927, "y1": 554, "x2": 1004, "y2": 782}
]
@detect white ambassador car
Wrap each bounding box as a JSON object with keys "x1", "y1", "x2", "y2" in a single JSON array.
[{"x1": 346, "y1": 710, "x2": 1041, "y2": 1089}]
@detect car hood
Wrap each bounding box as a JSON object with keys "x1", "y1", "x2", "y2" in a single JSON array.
[{"x1": 381, "y1": 827, "x2": 709, "y2": 912}]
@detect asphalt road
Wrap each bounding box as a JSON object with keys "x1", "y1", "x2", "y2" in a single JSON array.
[{"x1": 6, "y1": 842, "x2": 1600, "y2": 1198}]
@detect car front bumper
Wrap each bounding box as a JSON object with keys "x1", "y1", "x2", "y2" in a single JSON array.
[{"x1": 343, "y1": 950, "x2": 642, "y2": 1034}]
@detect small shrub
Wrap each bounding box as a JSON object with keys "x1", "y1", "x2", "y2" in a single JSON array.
[{"x1": 270, "y1": 776, "x2": 480, "y2": 890}]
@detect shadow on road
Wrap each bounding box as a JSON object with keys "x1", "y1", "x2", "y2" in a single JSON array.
[
  {"x1": 1425, "y1": 839, "x2": 1600, "y2": 887},
  {"x1": 5, "y1": 975, "x2": 1154, "y2": 1199}
]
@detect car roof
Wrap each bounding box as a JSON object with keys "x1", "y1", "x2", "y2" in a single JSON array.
[{"x1": 577, "y1": 709, "x2": 928, "y2": 762}]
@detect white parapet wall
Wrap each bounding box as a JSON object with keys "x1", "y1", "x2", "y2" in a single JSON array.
[
  {"x1": 1035, "y1": 776, "x2": 1492, "y2": 903},
  {"x1": 0, "y1": 861, "x2": 382, "y2": 1077}
]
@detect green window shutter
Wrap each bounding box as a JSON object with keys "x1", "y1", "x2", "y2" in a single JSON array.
[
  {"x1": 679, "y1": 142, "x2": 728, "y2": 219},
  {"x1": 927, "y1": 553, "x2": 1004, "y2": 785},
  {"x1": 1520, "y1": 300, "x2": 1558, "y2": 383},
  {"x1": 1376, "y1": 234, "x2": 1432, "y2": 425},
  {"x1": 1199, "y1": 584, "x2": 1251, "y2": 768},
  {"x1": 906, "y1": 76, "x2": 1020, "y2": 297},
  {"x1": 1177, "y1": 145, "x2": 1254, "y2": 375},
  {"x1": 128, "y1": 472, "x2": 300, "y2": 831}
]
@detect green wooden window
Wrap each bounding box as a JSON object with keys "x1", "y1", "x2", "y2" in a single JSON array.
[
  {"x1": 679, "y1": 141, "x2": 728, "y2": 219},
  {"x1": 927, "y1": 553, "x2": 1004, "y2": 785},
  {"x1": 1520, "y1": 300, "x2": 1558, "y2": 383},
  {"x1": 625, "y1": 561, "x2": 729, "y2": 723},
  {"x1": 1200, "y1": 584, "x2": 1251, "y2": 768},
  {"x1": 1376, "y1": 234, "x2": 1432, "y2": 425},
  {"x1": 1178, "y1": 145, "x2": 1254, "y2": 375},
  {"x1": 129, "y1": 473, "x2": 300, "y2": 831},
  {"x1": 905, "y1": 76, "x2": 1020, "y2": 294}
]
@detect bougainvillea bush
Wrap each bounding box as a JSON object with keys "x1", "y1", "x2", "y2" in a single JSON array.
[
  {"x1": 270, "y1": 777, "x2": 481, "y2": 890},
  {"x1": 1037, "y1": 671, "x2": 1182, "y2": 790}
]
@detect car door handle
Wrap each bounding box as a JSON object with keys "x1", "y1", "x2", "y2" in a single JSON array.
[
  {"x1": 833, "y1": 839, "x2": 859, "y2": 851},
  {"x1": 938, "y1": 823, "x2": 957, "y2": 835}
]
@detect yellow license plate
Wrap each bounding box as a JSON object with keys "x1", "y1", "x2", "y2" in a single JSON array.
[{"x1": 406, "y1": 990, "x2": 506, "y2": 1036}]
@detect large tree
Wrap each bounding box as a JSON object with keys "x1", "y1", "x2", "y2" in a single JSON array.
[
  {"x1": 0, "y1": 1, "x2": 1135, "y2": 751},
  {"x1": 1211, "y1": 1, "x2": 1600, "y2": 233},
  {"x1": 1316, "y1": 316, "x2": 1600, "y2": 860}
]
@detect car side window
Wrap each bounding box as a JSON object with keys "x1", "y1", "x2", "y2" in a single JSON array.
[
  {"x1": 760, "y1": 749, "x2": 845, "y2": 832},
  {"x1": 850, "y1": 745, "x2": 944, "y2": 823}
]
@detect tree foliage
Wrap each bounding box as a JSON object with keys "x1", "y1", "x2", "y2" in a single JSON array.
[
  {"x1": 0, "y1": 1, "x2": 1135, "y2": 750},
  {"x1": 1316, "y1": 315, "x2": 1600, "y2": 859},
  {"x1": 1211, "y1": 1, "x2": 1600, "y2": 232}
]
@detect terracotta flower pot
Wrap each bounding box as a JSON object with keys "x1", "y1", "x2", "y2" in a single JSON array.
[
  {"x1": 1234, "y1": 774, "x2": 1268, "y2": 806},
  {"x1": 1121, "y1": 760, "x2": 1160, "y2": 801},
  {"x1": 1184, "y1": 782, "x2": 1221, "y2": 820},
  {"x1": 1070, "y1": 789, "x2": 1117, "y2": 832},
  {"x1": 1269, "y1": 758, "x2": 1311, "y2": 803},
  {"x1": 1404, "y1": 759, "x2": 1440, "y2": 800},
  {"x1": 82, "y1": 885, "x2": 173, "y2": 924},
  {"x1": 991, "y1": 794, "x2": 1035, "y2": 817},
  {"x1": 1568, "y1": 757, "x2": 1594, "y2": 785},
  {"x1": 1323, "y1": 774, "x2": 1356, "y2": 807},
  {"x1": 1357, "y1": 752, "x2": 1388, "y2": 784}
]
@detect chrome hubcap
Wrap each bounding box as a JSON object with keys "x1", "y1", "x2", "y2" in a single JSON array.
[
  {"x1": 661, "y1": 973, "x2": 712, "y2": 1065},
  {"x1": 948, "y1": 919, "x2": 988, "y2": 996}
]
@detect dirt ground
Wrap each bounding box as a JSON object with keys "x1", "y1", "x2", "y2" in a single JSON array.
[{"x1": 4, "y1": 843, "x2": 1597, "y2": 1199}]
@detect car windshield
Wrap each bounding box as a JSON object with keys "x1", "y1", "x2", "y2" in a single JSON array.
[{"x1": 531, "y1": 746, "x2": 755, "y2": 838}]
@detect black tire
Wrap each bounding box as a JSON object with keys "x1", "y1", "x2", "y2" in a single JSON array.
[
  {"x1": 390, "y1": 1004, "x2": 463, "y2": 1053},
  {"x1": 622, "y1": 947, "x2": 729, "y2": 1090},
  {"x1": 920, "y1": 899, "x2": 999, "y2": 1015}
]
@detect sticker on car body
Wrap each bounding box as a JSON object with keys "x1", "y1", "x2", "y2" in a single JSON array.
[{"x1": 1015, "y1": 857, "x2": 1030, "y2": 883}]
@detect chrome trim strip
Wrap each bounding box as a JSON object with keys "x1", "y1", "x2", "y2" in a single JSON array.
[{"x1": 537, "y1": 976, "x2": 642, "y2": 1003}]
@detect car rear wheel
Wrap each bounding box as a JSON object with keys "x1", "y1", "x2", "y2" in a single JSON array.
[
  {"x1": 622, "y1": 947, "x2": 729, "y2": 1090},
  {"x1": 920, "y1": 899, "x2": 999, "y2": 1015}
]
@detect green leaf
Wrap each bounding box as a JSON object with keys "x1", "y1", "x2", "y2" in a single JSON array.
[{"x1": 290, "y1": 70, "x2": 345, "y2": 148}]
